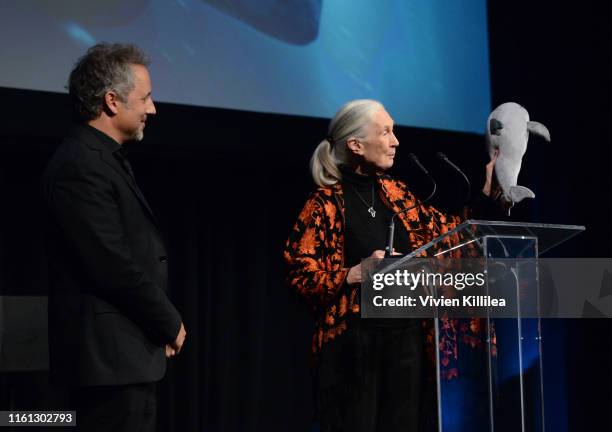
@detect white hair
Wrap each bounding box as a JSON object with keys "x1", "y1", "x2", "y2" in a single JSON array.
[{"x1": 310, "y1": 99, "x2": 384, "y2": 187}]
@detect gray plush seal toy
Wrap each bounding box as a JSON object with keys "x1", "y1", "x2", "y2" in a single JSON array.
[{"x1": 486, "y1": 102, "x2": 550, "y2": 215}]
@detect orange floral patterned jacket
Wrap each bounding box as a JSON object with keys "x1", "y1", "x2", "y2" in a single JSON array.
[{"x1": 284, "y1": 176, "x2": 465, "y2": 365}]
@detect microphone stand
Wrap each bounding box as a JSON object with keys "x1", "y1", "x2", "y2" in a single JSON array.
[
  {"x1": 436, "y1": 152, "x2": 471, "y2": 205},
  {"x1": 385, "y1": 154, "x2": 437, "y2": 257}
]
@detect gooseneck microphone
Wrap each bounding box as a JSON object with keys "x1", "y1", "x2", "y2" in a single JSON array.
[
  {"x1": 435, "y1": 152, "x2": 471, "y2": 204},
  {"x1": 385, "y1": 153, "x2": 437, "y2": 257}
]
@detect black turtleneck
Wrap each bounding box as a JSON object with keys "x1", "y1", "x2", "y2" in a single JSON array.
[{"x1": 340, "y1": 165, "x2": 411, "y2": 268}]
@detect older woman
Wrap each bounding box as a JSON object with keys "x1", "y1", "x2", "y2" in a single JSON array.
[{"x1": 284, "y1": 99, "x2": 497, "y2": 431}]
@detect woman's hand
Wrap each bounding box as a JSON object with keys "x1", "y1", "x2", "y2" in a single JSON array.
[
  {"x1": 346, "y1": 249, "x2": 388, "y2": 285},
  {"x1": 482, "y1": 149, "x2": 500, "y2": 198},
  {"x1": 482, "y1": 149, "x2": 514, "y2": 214}
]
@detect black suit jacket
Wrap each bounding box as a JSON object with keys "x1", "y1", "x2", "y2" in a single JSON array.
[{"x1": 42, "y1": 124, "x2": 182, "y2": 387}]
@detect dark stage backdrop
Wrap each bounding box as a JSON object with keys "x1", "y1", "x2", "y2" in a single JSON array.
[
  {"x1": 487, "y1": 2, "x2": 612, "y2": 431},
  {"x1": 1, "y1": 0, "x2": 611, "y2": 430}
]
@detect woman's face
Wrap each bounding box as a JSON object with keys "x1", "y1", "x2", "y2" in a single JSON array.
[{"x1": 352, "y1": 108, "x2": 399, "y2": 172}]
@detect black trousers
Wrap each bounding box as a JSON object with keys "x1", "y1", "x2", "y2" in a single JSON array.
[
  {"x1": 319, "y1": 322, "x2": 430, "y2": 432},
  {"x1": 75, "y1": 382, "x2": 157, "y2": 432}
]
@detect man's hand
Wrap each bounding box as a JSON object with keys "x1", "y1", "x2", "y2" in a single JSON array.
[
  {"x1": 165, "y1": 344, "x2": 176, "y2": 358},
  {"x1": 170, "y1": 322, "x2": 186, "y2": 355}
]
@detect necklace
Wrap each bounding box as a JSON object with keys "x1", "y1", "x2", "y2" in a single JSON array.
[{"x1": 349, "y1": 184, "x2": 376, "y2": 218}]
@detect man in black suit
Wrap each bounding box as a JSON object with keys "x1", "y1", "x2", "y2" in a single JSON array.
[{"x1": 42, "y1": 43, "x2": 186, "y2": 431}]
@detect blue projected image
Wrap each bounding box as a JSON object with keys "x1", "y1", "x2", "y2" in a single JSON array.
[{"x1": 0, "y1": 0, "x2": 490, "y2": 133}]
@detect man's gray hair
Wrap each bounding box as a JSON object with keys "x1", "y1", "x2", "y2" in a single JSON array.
[{"x1": 68, "y1": 43, "x2": 150, "y2": 122}]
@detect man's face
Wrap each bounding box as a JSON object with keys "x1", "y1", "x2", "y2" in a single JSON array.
[
  {"x1": 356, "y1": 108, "x2": 399, "y2": 171},
  {"x1": 115, "y1": 64, "x2": 156, "y2": 142}
]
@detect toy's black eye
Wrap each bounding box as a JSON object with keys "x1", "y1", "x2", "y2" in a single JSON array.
[{"x1": 490, "y1": 118, "x2": 503, "y2": 135}]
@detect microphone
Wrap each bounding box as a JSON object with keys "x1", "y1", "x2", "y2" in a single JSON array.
[
  {"x1": 409, "y1": 153, "x2": 431, "y2": 176},
  {"x1": 436, "y1": 152, "x2": 471, "y2": 205},
  {"x1": 385, "y1": 154, "x2": 437, "y2": 257},
  {"x1": 408, "y1": 153, "x2": 437, "y2": 203}
]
